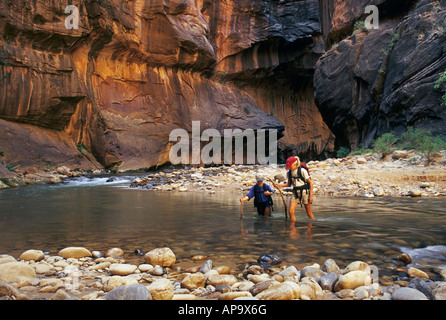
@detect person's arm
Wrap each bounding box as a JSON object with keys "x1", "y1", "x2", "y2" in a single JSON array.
[
  {"x1": 276, "y1": 178, "x2": 291, "y2": 189},
  {"x1": 240, "y1": 186, "x2": 254, "y2": 203},
  {"x1": 264, "y1": 184, "x2": 274, "y2": 196},
  {"x1": 240, "y1": 195, "x2": 249, "y2": 203}
]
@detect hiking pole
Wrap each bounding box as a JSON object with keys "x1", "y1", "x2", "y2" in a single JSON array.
[
  {"x1": 267, "y1": 178, "x2": 288, "y2": 219},
  {"x1": 240, "y1": 199, "x2": 244, "y2": 218}
]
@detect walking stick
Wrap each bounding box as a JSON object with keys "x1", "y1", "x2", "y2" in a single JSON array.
[
  {"x1": 240, "y1": 199, "x2": 244, "y2": 217},
  {"x1": 267, "y1": 178, "x2": 288, "y2": 219}
]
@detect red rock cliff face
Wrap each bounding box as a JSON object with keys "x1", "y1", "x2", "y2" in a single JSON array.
[{"x1": 0, "y1": 0, "x2": 336, "y2": 170}]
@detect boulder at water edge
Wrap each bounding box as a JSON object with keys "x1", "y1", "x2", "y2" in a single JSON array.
[
  {"x1": 144, "y1": 247, "x2": 176, "y2": 267},
  {"x1": 0, "y1": 262, "x2": 36, "y2": 283},
  {"x1": 19, "y1": 249, "x2": 45, "y2": 262},
  {"x1": 58, "y1": 247, "x2": 92, "y2": 259}
]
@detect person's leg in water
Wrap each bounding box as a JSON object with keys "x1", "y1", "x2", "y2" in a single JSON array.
[
  {"x1": 257, "y1": 203, "x2": 267, "y2": 216},
  {"x1": 257, "y1": 202, "x2": 271, "y2": 217},
  {"x1": 303, "y1": 189, "x2": 315, "y2": 221},
  {"x1": 290, "y1": 192, "x2": 315, "y2": 221},
  {"x1": 306, "y1": 222, "x2": 314, "y2": 239},
  {"x1": 289, "y1": 201, "x2": 298, "y2": 222},
  {"x1": 263, "y1": 205, "x2": 271, "y2": 217},
  {"x1": 304, "y1": 204, "x2": 315, "y2": 221}
]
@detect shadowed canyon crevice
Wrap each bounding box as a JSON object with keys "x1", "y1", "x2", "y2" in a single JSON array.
[{"x1": 0, "y1": 0, "x2": 445, "y2": 171}]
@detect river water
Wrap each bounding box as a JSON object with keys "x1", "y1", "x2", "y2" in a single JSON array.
[{"x1": 1, "y1": 174, "x2": 445, "y2": 278}]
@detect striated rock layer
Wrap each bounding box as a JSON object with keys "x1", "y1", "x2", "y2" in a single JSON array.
[{"x1": 0, "y1": 0, "x2": 444, "y2": 172}]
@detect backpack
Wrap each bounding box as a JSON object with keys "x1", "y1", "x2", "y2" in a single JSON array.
[
  {"x1": 288, "y1": 164, "x2": 310, "y2": 207},
  {"x1": 300, "y1": 162, "x2": 310, "y2": 175},
  {"x1": 287, "y1": 163, "x2": 310, "y2": 187},
  {"x1": 253, "y1": 184, "x2": 274, "y2": 210}
]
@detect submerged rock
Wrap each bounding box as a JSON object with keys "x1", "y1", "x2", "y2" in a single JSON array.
[
  {"x1": 408, "y1": 267, "x2": 429, "y2": 279},
  {"x1": 398, "y1": 253, "x2": 412, "y2": 265},
  {"x1": 257, "y1": 254, "x2": 281, "y2": 267}
]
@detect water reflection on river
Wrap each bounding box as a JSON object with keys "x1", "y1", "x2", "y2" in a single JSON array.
[{"x1": 0, "y1": 175, "x2": 445, "y2": 275}]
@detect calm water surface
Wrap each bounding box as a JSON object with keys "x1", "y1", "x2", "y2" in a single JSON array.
[{"x1": 1, "y1": 175, "x2": 445, "y2": 275}]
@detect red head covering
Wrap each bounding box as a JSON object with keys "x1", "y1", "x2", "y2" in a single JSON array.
[{"x1": 285, "y1": 156, "x2": 299, "y2": 170}]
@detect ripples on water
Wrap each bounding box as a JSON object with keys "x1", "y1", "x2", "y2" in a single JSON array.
[{"x1": 0, "y1": 175, "x2": 445, "y2": 274}]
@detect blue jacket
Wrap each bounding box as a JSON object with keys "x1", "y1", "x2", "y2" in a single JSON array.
[{"x1": 246, "y1": 183, "x2": 273, "y2": 205}]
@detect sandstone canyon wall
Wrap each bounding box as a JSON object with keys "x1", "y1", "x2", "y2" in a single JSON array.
[
  {"x1": 0, "y1": 0, "x2": 445, "y2": 172},
  {"x1": 315, "y1": 0, "x2": 446, "y2": 150}
]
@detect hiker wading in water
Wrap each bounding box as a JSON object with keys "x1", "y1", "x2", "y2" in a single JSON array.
[
  {"x1": 240, "y1": 176, "x2": 274, "y2": 217},
  {"x1": 277, "y1": 156, "x2": 315, "y2": 221}
]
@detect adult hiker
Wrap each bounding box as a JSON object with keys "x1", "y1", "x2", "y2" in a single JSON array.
[
  {"x1": 277, "y1": 156, "x2": 315, "y2": 221},
  {"x1": 240, "y1": 176, "x2": 274, "y2": 217}
]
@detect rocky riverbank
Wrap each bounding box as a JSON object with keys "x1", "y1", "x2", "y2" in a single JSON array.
[
  {"x1": 2, "y1": 150, "x2": 445, "y2": 199},
  {"x1": 129, "y1": 150, "x2": 446, "y2": 199},
  {"x1": 1, "y1": 246, "x2": 445, "y2": 301},
  {"x1": 0, "y1": 165, "x2": 87, "y2": 189}
]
